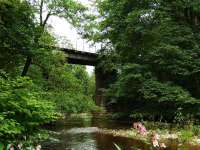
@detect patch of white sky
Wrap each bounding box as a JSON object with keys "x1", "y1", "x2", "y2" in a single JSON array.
[{"x1": 48, "y1": 0, "x2": 98, "y2": 75}]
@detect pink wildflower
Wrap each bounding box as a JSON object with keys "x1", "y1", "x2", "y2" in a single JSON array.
[
  {"x1": 35, "y1": 144, "x2": 41, "y2": 150},
  {"x1": 139, "y1": 125, "x2": 147, "y2": 135},
  {"x1": 133, "y1": 122, "x2": 138, "y2": 129},
  {"x1": 151, "y1": 133, "x2": 166, "y2": 148},
  {"x1": 17, "y1": 143, "x2": 23, "y2": 149},
  {"x1": 10, "y1": 146, "x2": 15, "y2": 150},
  {"x1": 137, "y1": 123, "x2": 143, "y2": 130},
  {"x1": 160, "y1": 143, "x2": 167, "y2": 148},
  {"x1": 152, "y1": 139, "x2": 159, "y2": 147},
  {"x1": 133, "y1": 122, "x2": 147, "y2": 135},
  {"x1": 152, "y1": 133, "x2": 159, "y2": 140}
]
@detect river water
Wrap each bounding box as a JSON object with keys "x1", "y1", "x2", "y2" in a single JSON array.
[{"x1": 41, "y1": 113, "x2": 200, "y2": 150}]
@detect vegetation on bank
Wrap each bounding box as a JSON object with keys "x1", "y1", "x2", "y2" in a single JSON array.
[
  {"x1": 102, "y1": 122, "x2": 200, "y2": 149},
  {"x1": 0, "y1": 74, "x2": 59, "y2": 148},
  {"x1": 87, "y1": 0, "x2": 200, "y2": 123},
  {"x1": 0, "y1": 0, "x2": 96, "y2": 147}
]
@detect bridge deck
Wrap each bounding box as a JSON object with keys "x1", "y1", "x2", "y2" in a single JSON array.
[{"x1": 61, "y1": 48, "x2": 98, "y2": 66}]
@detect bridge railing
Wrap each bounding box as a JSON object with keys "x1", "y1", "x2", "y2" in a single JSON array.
[
  {"x1": 57, "y1": 39, "x2": 102, "y2": 53},
  {"x1": 73, "y1": 39, "x2": 102, "y2": 53}
]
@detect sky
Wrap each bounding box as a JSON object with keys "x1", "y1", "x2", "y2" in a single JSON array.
[{"x1": 48, "y1": 0, "x2": 96, "y2": 75}]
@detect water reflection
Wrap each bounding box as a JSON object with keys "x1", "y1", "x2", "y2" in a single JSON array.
[
  {"x1": 66, "y1": 127, "x2": 99, "y2": 134},
  {"x1": 42, "y1": 114, "x2": 145, "y2": 150},
  {"x1": 42, "y1": 114, "x2": 200, "y2": 150},
  {"x1": 42, "y1": 128, "x2": 150, "y2": 150}
]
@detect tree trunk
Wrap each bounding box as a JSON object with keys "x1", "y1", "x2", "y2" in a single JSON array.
[
  {"x1": 21, "y1": 56, "x2": 32, "y2": 76},
  {"x1": 21, "y1": 0, "x2": 50, "y2": 77}
]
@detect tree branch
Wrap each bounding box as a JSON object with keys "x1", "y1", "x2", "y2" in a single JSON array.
[
  {"x1": 40, "y1": 0, "x2": 44, "y2": 26},
  {"x1": 42, "y1": 11, "x2": 52, "y2": 29}
]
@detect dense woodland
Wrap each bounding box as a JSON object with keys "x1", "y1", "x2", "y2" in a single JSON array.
[
  {"x1": 0, "y1": 0, "x2": 95, "y2": 146},
  {"x1": 1, "y1": 0, "x2": 200, "y2": 149},
  {"x1": 92, "y1": 0, "x2": 200, "y2": 123}
]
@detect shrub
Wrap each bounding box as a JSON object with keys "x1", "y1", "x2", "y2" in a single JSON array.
[
  {"x1": 179, "y1": 130, "x2": 193, "y2": 143},
  {"x1": 192, "y1": 126, "x2": 200, "y2": 136},
  {"x1": 0, "y1": 76, "x2": 59, "y2": 142},
  {"x1": 44, "y1": 91, "x2": 96, "y2": 113}
]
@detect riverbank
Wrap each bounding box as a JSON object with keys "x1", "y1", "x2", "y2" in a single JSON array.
[
  {"x1": 100, "y1": 125, "x2": 200, "y2": 149},
  {"x1": 39, "y1": 113, "x2": 200, "y2": 150},
  {"x1": 63, "y1": 113, "x2": 200, "y2": 146}
]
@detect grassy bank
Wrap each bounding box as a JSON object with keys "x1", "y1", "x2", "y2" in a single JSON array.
[{"x1": 99, "y1": 122, "x2": 200, "y2": 149}]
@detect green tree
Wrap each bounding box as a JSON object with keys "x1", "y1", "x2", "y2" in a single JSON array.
[
  {"x1": 0, "y1": 73, "x2": 59, "y2": 142},
  {"x1": 0, "y1": 0, "x2": 35, "y2": 75},
  {"x1": 92, "y1": 0, "x2": 200, "y2": 121},
  {"x1": 21, "y1": 0, "x2": 88, "y2": 76},
  {"x1": 42, "y1": 64, "x2": 96, "y2": 113},
  {"x1": 0, "y1": 0, "x2": 96, "y2": 143}
]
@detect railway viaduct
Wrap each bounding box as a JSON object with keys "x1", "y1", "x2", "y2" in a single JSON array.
[{"x1": 61, "y1": 48, "x2": 105, "y2": 106}]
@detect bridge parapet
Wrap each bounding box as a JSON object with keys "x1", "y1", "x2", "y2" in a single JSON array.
[{"x1": 61, "y1": 48, "x2": 97, "y2": 66}]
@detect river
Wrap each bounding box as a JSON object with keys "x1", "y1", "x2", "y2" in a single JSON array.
[{"x1": 41, "y1": 113, "x2": 200, "y2": 150}]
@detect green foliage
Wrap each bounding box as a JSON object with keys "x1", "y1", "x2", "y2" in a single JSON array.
[
  {"x1": 0, "y1": 76, "x2": 59, "y2": 141},
  {"x1": 0, "y1": 0, "x2": 35, "y2": 73},
  {"x1": 39, "y1": 64, "x2": 96, "y2": 113},
  {"x1": 0, "y1": 143, "x2": 3, "y2": 150},
  {"x1": 192, "y1": 126, "x2": 200, "y2": 136},
  {"x1": 92, "y1": 0, "x2": 200, "y2": 122},
  {"x1": 0, "y1": 0, "x2": 97, "y2": 146},
  {"x1": 45, "y1": 92, "x2": 96, "y2": 113},
  {"x1": 179, "y1": 130, "x2": 194, "y2": 143},
  {"x1": 30, "y1": 0, "x2": 89, "y2": 30},
  {"x1": 105, "y1": 64, "x2": 200, "y2": 121}
]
